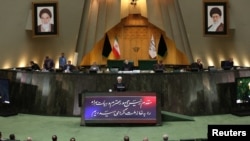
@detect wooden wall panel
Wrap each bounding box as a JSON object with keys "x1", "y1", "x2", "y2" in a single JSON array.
[{"x1": 80, "y1": 14, "x2": 188, "y2": 66}]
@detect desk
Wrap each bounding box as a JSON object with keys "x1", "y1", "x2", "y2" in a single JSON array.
[
  {"x1": 0, "y1": 69, "x2": 249, "y2": 116},
  {"x1": 80, "y1": 92, "x2": 161, "y2": 126}
]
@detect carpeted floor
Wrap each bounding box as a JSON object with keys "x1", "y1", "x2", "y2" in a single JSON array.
[{"x1": 0, "y1": 113, "x2": 249, "y2": 141}]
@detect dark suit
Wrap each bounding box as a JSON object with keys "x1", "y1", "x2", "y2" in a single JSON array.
[
  {"x1": 154, "y1": 63, "x2": 165, "y2": 70},
  {"x1": 114, "y1": 82, "x2": 126, "y2": 91},
  {"x1": 31, "y1": 63, "x2": 40, "y2": 71},
  {"x1": 122, "y1": 63, "x2": 134, "y2": 71},
  {"x1": 190, "y1": 62, "x2": 203, "y2": 71},
  {"x1": 222, "y1": 61, "x2": 234, "y2": 70},
  {"x1": 43, "y1": 58, "x2": 54, "y2": 71},
  {"x1": 63, "y1": 64, "x2": 76, "y2": 72}
]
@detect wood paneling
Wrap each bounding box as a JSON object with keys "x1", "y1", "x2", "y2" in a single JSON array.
[
  {"x1": 1, "y1": 69, "x2": 242, "y2": 116},
  {"x1": 80, "y1": 14, "x2": 189, "y2": 66}
]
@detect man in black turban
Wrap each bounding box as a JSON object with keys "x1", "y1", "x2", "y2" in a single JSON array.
[{"x1": 208, "y1": 7, "x2": 224, "y2": 32}]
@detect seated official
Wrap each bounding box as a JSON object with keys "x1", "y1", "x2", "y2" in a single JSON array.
[
  {"x1": 63, "y1": 60, "x2": 76, "y2": 73},
  {"x1": 113, "y1": 76, "x2": 126, "y2": 92},
  {"x1": 221, "y1": 57, "x2": 234, "y2": 70},
  {"x1": 190, "y1": 58, "x2": 203, "y2": 71},
  {"x1": 121, "y1": 59, "x2": 134, "y2": 71},
  {"x1": 154, "y1": 60, "x2": 165, "y2": 71},
  {"x1": 43, "y1": 56, "x2": 55, "y2": 72},
  {"x1": 30, "y1": 61, "x2": 41, "y2": 71},
  {"x1": 89, "y1": 62, "x2": 100, "y2": 71}
]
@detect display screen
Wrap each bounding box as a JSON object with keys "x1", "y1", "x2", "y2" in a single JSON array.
[
  {"x1": 81, "y1": 92, "x2": 161, "y2": 125},
  {"x1": 107, "y1": 60, "x2": 124, "y2": 69},
  {"x1": 138, "y1": 60, "x2": 157, "y2": 70},
  {"x1": 0, "y1": 78, "x2": 10, "y2": 103},
  {"x1": 235, "y1": 77, "x2": 250, "y2": 104}
]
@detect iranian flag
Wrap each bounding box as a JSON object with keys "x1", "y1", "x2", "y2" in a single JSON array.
[{"x1": 112, "y1": 37, "x2": 121, "y2": 59}]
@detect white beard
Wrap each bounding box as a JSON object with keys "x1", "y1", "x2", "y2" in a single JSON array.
[
  {"x1": 41, "y1": 23, "x2": 51, "y2": 32},
  {"x1": 208, "y1": 20, "x2": 222, "y2": 32}
]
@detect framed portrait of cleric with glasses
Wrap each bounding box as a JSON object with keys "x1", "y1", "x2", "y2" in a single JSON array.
[
  {"x1": 203, "y1": 0, "x2": 229, "y2": 36},
  {"x1": 32, "y1": 1, "x2": 59, "y2": 37}
]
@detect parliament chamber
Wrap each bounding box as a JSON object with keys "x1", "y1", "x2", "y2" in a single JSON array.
[{"x1": 0, "y1": 69, "x2": 249, "y2": 117}]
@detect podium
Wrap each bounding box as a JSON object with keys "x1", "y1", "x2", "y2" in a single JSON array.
[
  {"x1": 0, "y1": 103, "x2": 18, "y2": 117},
  {"x1": 80, "y1": 92, "x2": 161, "y2": 126}
]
